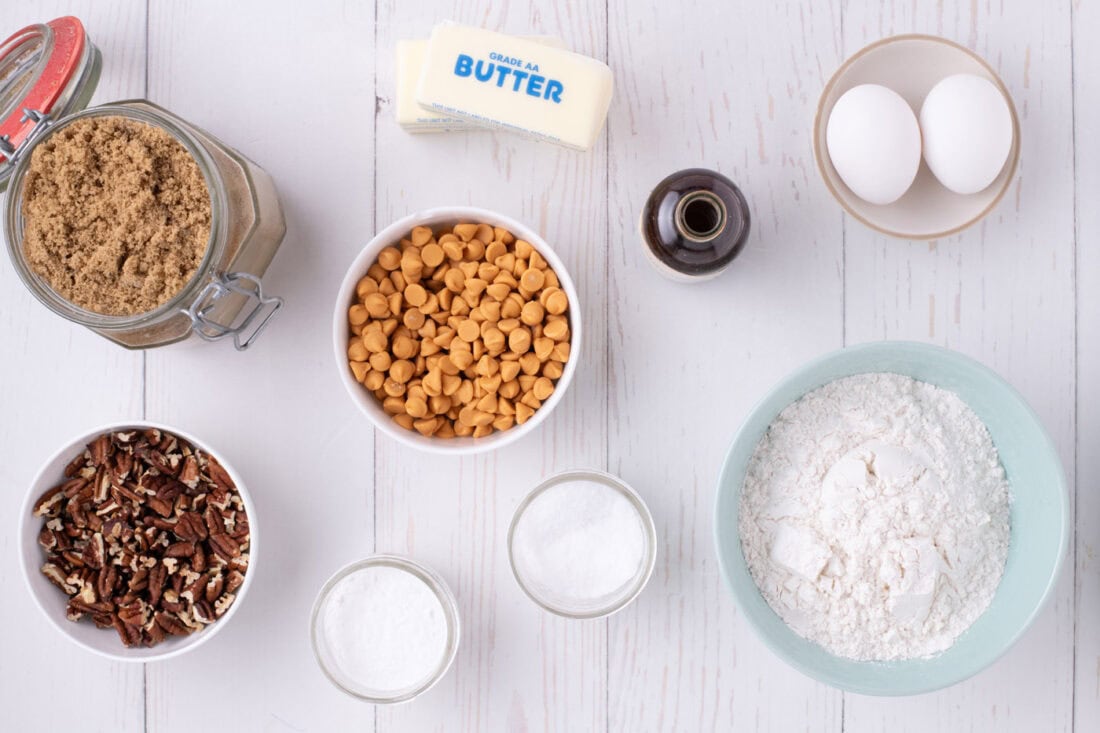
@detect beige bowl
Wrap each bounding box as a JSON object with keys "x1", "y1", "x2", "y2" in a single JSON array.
[{"x1": 813, "y1": 34, "x2": 1020, "y2": 239}]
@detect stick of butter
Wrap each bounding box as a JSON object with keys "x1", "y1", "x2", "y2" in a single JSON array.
[
  {"x1": 396, "y1": 37, "x2": 566, "y2": 133},
  {"x1": 416, "y1": 23, "x2": 613, "y2": 150}
]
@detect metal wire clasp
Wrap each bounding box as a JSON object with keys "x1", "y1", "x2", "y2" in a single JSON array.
[
  {"x1": 186, "y1": 272, "x2": 283, "y2": 351},
  {"x1": 0, "y1": 108, "x2": 52, "y2": 163}
]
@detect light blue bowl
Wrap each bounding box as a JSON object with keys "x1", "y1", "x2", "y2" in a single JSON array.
[{"x1": 714, "y1": 341, "x2": 1068, "y2": 696}]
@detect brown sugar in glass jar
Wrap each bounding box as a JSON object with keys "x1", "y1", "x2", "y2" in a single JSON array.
[{"x1": 1, "y1": 17, "x2": 286, "y2": 350}]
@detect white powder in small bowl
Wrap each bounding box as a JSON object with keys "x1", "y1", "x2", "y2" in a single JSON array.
[
  {"x1": 316, "y1": 563, "x2": 451, "y2": 699},
  {"x1": 511, "y1": 475, "x2": 652, "y2": 616}
]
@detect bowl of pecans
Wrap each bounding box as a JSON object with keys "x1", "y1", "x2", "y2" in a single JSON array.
[
  {"x1": 18, "y1": 422, "x2": 256, "y2": 662},
  {"x1": 334, "y1": 207, "x2": 581, "y2": 454}
]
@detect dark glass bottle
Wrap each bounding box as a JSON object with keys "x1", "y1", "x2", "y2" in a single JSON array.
[{"x1": 639, "y1": 168, "x2": 751, "y2": 281}]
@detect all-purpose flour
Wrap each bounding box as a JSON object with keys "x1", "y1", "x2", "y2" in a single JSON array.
[{"x1": 738, "y1": 373, "x2": 1010, "y2": 660}]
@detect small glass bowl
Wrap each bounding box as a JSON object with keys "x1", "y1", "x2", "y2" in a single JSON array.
[
  {"x1": 507, "y1": 470, "x2": 657, "y2": 619},
  {"x1": 309, "y1": 555, "x2": 460, "y2": 704}
]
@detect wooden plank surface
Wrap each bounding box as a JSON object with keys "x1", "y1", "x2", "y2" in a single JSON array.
[
  {"x1": 142, "y1": 1, "x2": 376, "y2": 730},
  {"x1": 0, "y1": 1, "x2": 1092, "y2": 731},
  {"x1": 0, "y1": 3, "x2": 147, "y2": 731},
  {"x1": 371, "y1": 1, "x2": 609, "y2": 730},
  {"x1": 604, "y1": 1, "x2": 846, "y2": 730},
  {"x1": 840, "y1": 2, "x2": 1077, "y2": 731},
  {"x1": 1073, "y1": 0, "x2": 1099, "y2": 729}
]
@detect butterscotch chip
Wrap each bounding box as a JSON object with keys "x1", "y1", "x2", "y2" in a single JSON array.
[
  {"x1": 521, "y1": 301, "x2": 544, "y2": 326},
  {"x1": 454, "y1": 223, "x2": 479, "y2": 241},
  {"x1": 369, "y1": 352, "x2": 392, "y2": 371},
  {"x1": 403, "y1": 308, "x2": 426, "y2": 330},
  {"x1": 364, "y1": 293, "x2": 390, "y2": 318},
  {"x1": 466, "y1": 240, "x2": 486, "y2": 260},
  {"x1": 442, "y1": 240, "x2": 464, "y2": 261},
  {"x1": 483, "y1": 328, "x2": 506, "y2": 353},
  {"x1": 357, "y1": 276, "x2": 378, "y2": 298},
  {"x1": 544, "y1": 319, "x2": 569, "y2": 341},
  {"x1": 520, "y1": 268, "x2": 545, "y2": 291},
  {"x1": 348, "y1": 341, "x2": 368, "y2": 362},
  {"x1": 405, "y1": 397, "x2": 428, "y2": 418},
  {"x1": 423, "y1": 370, "x2": 443, "y2": 396},
  {"x1": 421, "y1": 243, "x2": 445, "y2": 267},
  {"x1": 534, "y1": 337, "x2": 555, "y2": 361},
  {"x1": 405, "y1": 283, "x2": 428, "y2": 307},
  {"x1": 515, "y1": 402, "x2": 535, "y2": 424},
  {"x1": 545, "y1": 289, "x2": 568, "y2": 315},
  {"x1": 533, "y1": 377, "x2": 555, "y2": 401},
  {"x1": 413, "y1": 418, "x2": 439, "y2": 436},
  {"x1": 485, "y1": 283, "x2": 511, "y2": 301},
  {"x1": 500, "y1": 361, "x2": 521, "y2": 382},
  {"x1": 389, "y1": 360, "x2": 415, "y2": 383},
  {"x1": 508, "y1": 328, "x2": 532, "y2": 354},
  {"x1": 474, "y1": 223, "x2": 494, "y2": 243},
  {"x1": 363, "y1": 330, "x2": 388, "y2": 353},
  {"x1": 455, "y1": 350, "x2": 477, "y2": 371},
  {"x1": 349, "y1": 305, "x2": 369, "y2": 326},
  {"x1": 457, "y1": 320, "x2": 480, "y2": 343},
  {"x1": 519, "y1": 353, "x2": 541, "y2": 375},
  {"x1": 378, "y1": 247, "x2": 402, "y2": 270},
  {"x1": 347, "y1": 222, "x2": 571, "y2": 439}
]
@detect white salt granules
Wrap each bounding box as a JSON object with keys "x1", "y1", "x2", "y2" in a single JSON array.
[
  {"x1": 320, "y1": 565, "x2": 448, "y2": 694},
  {"x1": 512, "y1": 477, "x2": 647, "y2": 610},
  {"x1": 738, "y1": 373, "x2": 1011, "y2": 661}
]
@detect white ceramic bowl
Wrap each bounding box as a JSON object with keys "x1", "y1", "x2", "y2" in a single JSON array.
[
  {"x1": 333, "y1": 206, "x2": 582, "y2": 455},
  {"x1": 18, "y1": 421, "x2": 259, "y2": 662},
  {"x1": 813, "y1": 34, "x2": 1020, "y2": 239}
]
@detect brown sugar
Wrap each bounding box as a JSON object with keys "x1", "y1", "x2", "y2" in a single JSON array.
[{"x1": 21, "y1": 115, "x2": 211, "y2": 316}]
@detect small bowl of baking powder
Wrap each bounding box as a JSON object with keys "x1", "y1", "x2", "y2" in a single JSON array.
[
  {"x1": 309, "y1": 555, "x2": 460, "y2": 703},
  {"x1": 508, "y1": 470, "x2": 656, "y2": 619}
]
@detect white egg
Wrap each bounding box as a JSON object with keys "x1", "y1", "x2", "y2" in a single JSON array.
[
  {"x1": 920, "y1": 74, "x2": 1013, "y2": 195},
  {"x1": 825, "y1": 84, "x2": 921, "y2": 205}
]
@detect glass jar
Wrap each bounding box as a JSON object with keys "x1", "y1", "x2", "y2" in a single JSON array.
[{"x1": 0, "y1": 17, "x2": 286, "y2": 349}]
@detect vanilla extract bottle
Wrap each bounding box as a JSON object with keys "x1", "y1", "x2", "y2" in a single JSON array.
[{"x1": 639, "y1": 168, "x2": 751, "y2": 282}]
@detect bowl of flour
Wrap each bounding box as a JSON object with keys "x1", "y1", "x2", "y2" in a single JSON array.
[{"x1": 714, "y1": 341, "x2": 1068, "y2": 695}]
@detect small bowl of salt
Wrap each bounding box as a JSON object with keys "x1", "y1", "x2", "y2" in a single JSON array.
[
  {"x1": 310, "y1": 555, "x2": 460, "y2": 703},
  {"x1": 508, "y1": 470, "x2": 657, "y2": 619}
]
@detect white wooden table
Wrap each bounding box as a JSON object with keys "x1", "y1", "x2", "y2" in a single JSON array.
[{"x1": 0, "y1": 1, "x2": 1095, "y2": 731}]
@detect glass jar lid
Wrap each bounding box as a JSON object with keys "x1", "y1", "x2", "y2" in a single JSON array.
[{"x1": 0, "y1": 16, "x2": 100, "y2": 190}]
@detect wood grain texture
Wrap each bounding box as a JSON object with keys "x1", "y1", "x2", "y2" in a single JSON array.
[
  {"x1": 142, "y1": 1, "x2": 375, "y2": 730},
  {"x1": 1073, "y1": 0, "x2": 1098, "y2": 729},
  {"x1": 0, "y1": 3, "x2": 146, "y2": 731},
  {"x1": 841, "y1": 2, "x2": 1076, "y2": 731},
  {"x1": 0, "y1": 1, "x2": 1093, "y2": 730},
  {"x1": 371, "y1": 2, "x2": 609, "y2": 730},
  {"x1": 605, "y1": 1, "x2": 846, "y2": 730}
]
